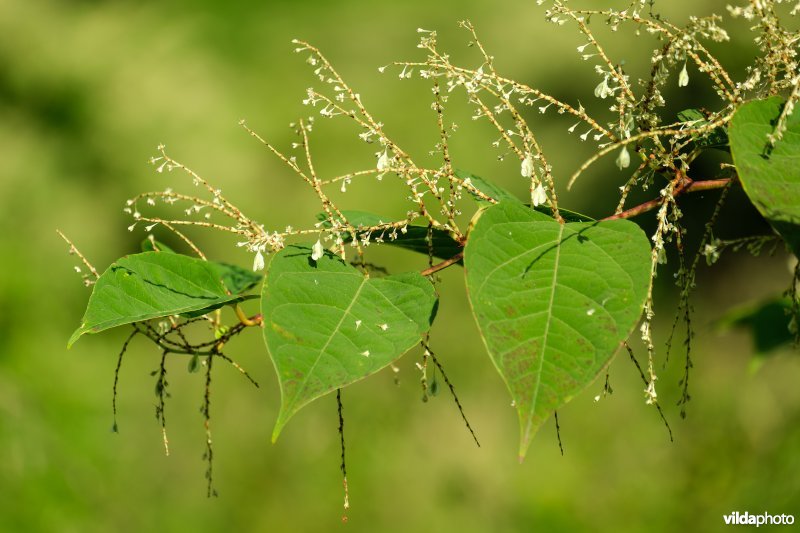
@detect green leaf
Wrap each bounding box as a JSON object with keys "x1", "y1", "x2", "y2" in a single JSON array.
[
  {"x1": 677, "y1": 108, "x2": 729, "y2": 151},
  {"x1": 730, "y1": 97, "x2": 800, "y2": 256},
  {"x1": 317, "y1": 210, "x2": 463, "y2": 261},
  {"x1": 262, "y1": 244, "x2": 437, "y2": 440},
  {"x1": 188, "y1": 353, "x2": 201, "y2": 373},
  {"x1": 676, "y1": 109, "x2": 705, "y2": 123},
  {"x1": 454, "y1": 169, "x2": 593, "y2": 222},
  {"x1": 140, "y1": 237, "x2": 262, "y2": 295},
  {"x1": 464, "y1": 202, "x2": 651, "y2": 459},
  {"x1": 533, "y1": 205, "x2": 595, "y2": 223},
  {"x1": 717, "y1": 297, "x2": 797, "y2": 355},
  {"x1": 140, "y1": 237, "x2": 176, "y2": 253},
  {"x1": 211, "y1": 262, "x2": 263, "y2": 295},
  {"x1": 455, "y1": 169, "x2": 520, "y2": 206},
  {"x1": 68, "y1": 252, "x2": 254, "y2": 346}
]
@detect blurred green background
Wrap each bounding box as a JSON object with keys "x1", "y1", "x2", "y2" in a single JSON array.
[{"x1": 2, "y1": 0, "x2": 799, "y2": 531}]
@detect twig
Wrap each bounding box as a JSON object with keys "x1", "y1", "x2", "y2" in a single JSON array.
[
  {"x1": 337, "y1": 389, "x2": 350, "y2": 522},
  {"x1": 112, "y1": 327, "x2": 139, "y2": 433},
  {"x1": 423, "y1": 343, "x2": 480, "y2": 447},
  {"x1": 554, "y1": 410, "x2": 564, "y2": 456},
  {"x1": 56, "y1": 230, "x2": 100, "y2": 279},
  {"x1": 420, "y1": 251, "x2": 463, "y2": 277},
  {"x1": 602, "y1": 177, "x2": 734, "y2": 221},
  {"x1": 624, "y1": 343, "x2": 673, "y2": 442}
]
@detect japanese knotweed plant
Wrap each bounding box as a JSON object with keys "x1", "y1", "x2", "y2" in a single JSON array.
[{"x1": 61, "y1": 0, "x2": 800, "y2": 512}]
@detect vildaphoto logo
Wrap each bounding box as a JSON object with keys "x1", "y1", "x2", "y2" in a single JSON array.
[{"x1": 723, "y1": 511, "x2": 795, "y2": 527}]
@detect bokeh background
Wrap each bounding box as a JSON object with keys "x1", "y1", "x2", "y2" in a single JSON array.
[{"x1": 2, "y1": 1, "x2": 799, "y2": 531}]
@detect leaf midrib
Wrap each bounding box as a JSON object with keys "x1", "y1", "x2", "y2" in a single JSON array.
[
  {"x1": 283, "y1": 276, "x2": 367, "y2": 414},
  {"x1": 524, "y1": 222, "x2": 565, "y2": 445}
]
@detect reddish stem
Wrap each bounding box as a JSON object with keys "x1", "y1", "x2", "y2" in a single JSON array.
[
  {"x1": 602, "y1": 177, "x2": 734, "y2": 221},
  {"x1": 419, "y1": 176, "x2": 735, "y2": 277}
]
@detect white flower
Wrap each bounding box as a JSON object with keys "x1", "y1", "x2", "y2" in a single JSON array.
[
  {"x1": 678, "y1": 62, "x2": 689, "y2": 87},
  {"x1": 376, "y1": 149, "x2": 391, "y2": 171},
  {"x1": 615, "y1": 146, "x2": 631, "y2": 170},
  {"x1": 252, "y1": 250, "x2": 265, "y2": 272},
  {"x1": 311, "y1": 239, "x2": 324, "y2": 261},
  {"x1": 520, "y1": 153, "x2": 534, "y2": 178},
  {"x1": 532, "y1": 183, "x2": 548, "y2": 207},
  {"x1": 594, "y1": 76, "x2": 613, "y2": 99}
]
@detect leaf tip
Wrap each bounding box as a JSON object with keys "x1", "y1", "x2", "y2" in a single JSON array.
[
  {"x1": 67, "y1": 328, "x2": 84, "y2": 348},
  {"x1": 271, "y1": 418, "x2": 286, "y2": 443},
  {"x1": 516, "y1": 415, "x2": 536, "y2": 462},
  {"x1": 517, "y1": 439, "x2": 531, "y2": 463}
]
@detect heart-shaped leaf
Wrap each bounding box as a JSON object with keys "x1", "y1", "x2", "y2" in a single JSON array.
[
  {"x1": 465, "y1": 202, "x2": 651, "y2": 459},
  {"x1": 729, "y1": 96, "x2": 800, "y2": 256},
  {"x1": 69, "y1": 252, "x2": 257, "y2": 347},
  {"x1": 262, "y1": 244, "x2": 438, "y2": 440}
]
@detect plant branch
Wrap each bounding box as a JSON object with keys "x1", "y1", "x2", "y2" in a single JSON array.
[
  {"x1": 235, "y1": 306, "x2": 263, "y2": 327},
  {"x1": 418, "y1": 176, "x2": 734, "y2": 278},
  {"x1": 420, "y1": 251, "x2": 463, "y2": 277},
  {"x1": 602, "y1": 177, "x2": 735, "y2": 221}
]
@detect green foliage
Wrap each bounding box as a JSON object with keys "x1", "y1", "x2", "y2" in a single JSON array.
[
  {"x1": 140, "y1": 237, "x2": 176, "y2": 254},
  {"x1": 457, "y1": 170, "x2": 593, "y2": 222},
  {"x1": 464, "y1": 202, "x2": 651, "y2": 458},
  {"x1": 676, "y1": 108, "x2": 730, "y2": 151},
  {"x1": 211, "y1": 261, "x2": 263, "y2": 296},
  {"x1": 68, "y1": 252, "x2": 257, "y2": 347},
  {"x1": 261, "y1": 244, "x2": 438, "y2": 440},
  {"x1": 456, "y1": 169, "x2": 520, "y2": 206},
  {"x1": 318, "y1": 210, "x2": 463, "y2": 260},
  {"x1": 730, "y1": 97, "x2": 800, "y2": 256},
  {"x1": 58, "y1": 0, "x2": 800, "y2": 517},
  {"x1": 717, "y1": 297, "x2": 796, "y2": 355},
  {"x1": 140, "y1": 237, "x2": 263, "y2": 295}
]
